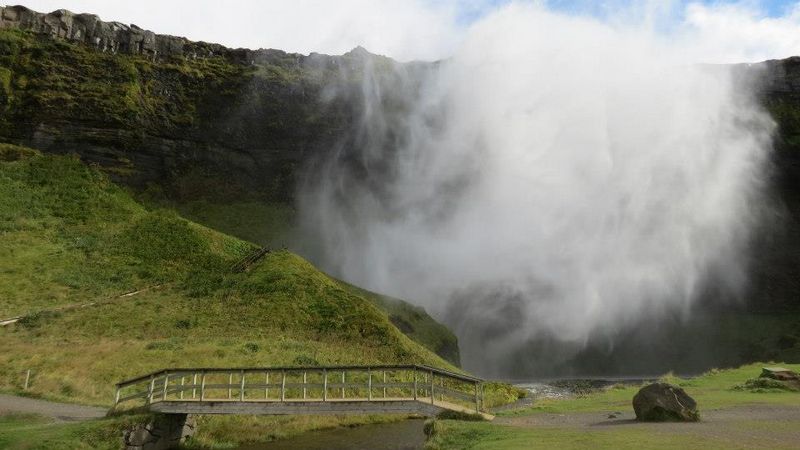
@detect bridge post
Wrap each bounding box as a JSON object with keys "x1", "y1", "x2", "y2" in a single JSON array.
[
  {"x1": 368, "y1": 368, "x2": 372, "y2": 401},
  {"x1": 280, "y1": 370, "x2": 286, "y2": 401},
  {"x1": 200, "y1": 371, "x2": 206, "y2": 401},
  {"x1": 430, "y1": 370, "x2": 435, "y2": 404},
  {"x1": 302, "y1": 372, "x2": 307, "y2": 399},
  {"x1": 341, "y1": 371, "x2": 345, "y2": 399},
  {"x1": 180, "y1": 376, "x2": 184, "y2": 400},
  {"x1": 147, "y1": 375, "x2": 155, "y2": 405},
  {"x1": 192, "y1": 373, "x2": 197, "y2": 399},
  {"x1": 265, "y1": 372, "x2": 269, "y2": 399},
  {"x1": 228, "y1": 373, "x2": 233, "y2": 399},
  {"x1": 114, "y1": 386, "x2": 121, "y2": 407},
  {"x1": 383, "y1": 371, "x2": 386, "y2": 399},
  {"x1": 413, "y1": 367, "x2": 418, "y2": 400},
  {"x1": 323, "y1": 369, "x2": 327, "y2": 401},
  {"x1": 240, "y1": 370, "x2": 245, "y2": 401},
  {"x1": 162, "y1": 372, "x2": 169, "y2": 401}
]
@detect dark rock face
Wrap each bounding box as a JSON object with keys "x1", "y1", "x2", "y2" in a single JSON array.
[
  {"x1": 0, "y1": 4, "x2": 269, "y2": 63},
  {"x1": 633, "y1": 383, "x2": 700, "y2": 422}
]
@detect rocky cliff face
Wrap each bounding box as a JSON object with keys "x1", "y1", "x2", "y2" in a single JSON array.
[
  {"x1": 0, "y1": 4, "x2": 283, "y2": 63},
  {"x1": 1, "y1": 6, "x2": 799, "y2": 318},
  {"x1": 0, "y1": 7, "x2": 390, "y2": 201}
]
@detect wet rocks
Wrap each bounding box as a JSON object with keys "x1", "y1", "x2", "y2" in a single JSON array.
[{"x1": 632, "y1": 383, "x2": 699, "y2": 422}]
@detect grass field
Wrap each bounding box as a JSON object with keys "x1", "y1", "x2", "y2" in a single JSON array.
[
  {"x1": 0, "y1": 146, "x2": 486, "y2": 447},
  {"x1": 425, "y1": 363, "x2": 800, "y2": 450}
]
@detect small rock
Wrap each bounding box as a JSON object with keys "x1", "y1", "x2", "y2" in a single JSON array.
[{"x1": 632, "y1": 383, "x2": 699, "y2": 422}]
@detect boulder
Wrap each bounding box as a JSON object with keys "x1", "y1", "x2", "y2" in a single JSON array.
[
  {"x1": 759, "y1": 367, "x2": 800, "y2": 390},
  {"x1": 632, "y1": 383, "x2": 699, "y2": 422},
  {"x1": 760, "y1": 367, "x2": 799, "y2": 381}
]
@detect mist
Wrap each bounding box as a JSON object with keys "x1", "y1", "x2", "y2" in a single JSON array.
[{"x1": 299, "y1": 4, "x2": 776, "y2": 377}]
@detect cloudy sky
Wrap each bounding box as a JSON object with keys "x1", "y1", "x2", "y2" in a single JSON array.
[{"x1": 15, "y1": 0, "x2": 800, "y2": 62}]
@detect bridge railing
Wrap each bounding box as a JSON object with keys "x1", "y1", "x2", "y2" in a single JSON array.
[{"x1": 114, "y1": 365, "x2": 486, "y2": 413}]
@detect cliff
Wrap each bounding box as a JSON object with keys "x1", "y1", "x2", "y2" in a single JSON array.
[{"x1": 0, "y1": 6, "x2": 799, "y2": 317}]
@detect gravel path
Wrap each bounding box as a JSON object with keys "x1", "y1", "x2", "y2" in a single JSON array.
[{"x1": 0, "y1": 394, "x2": 108, "y2": 422}]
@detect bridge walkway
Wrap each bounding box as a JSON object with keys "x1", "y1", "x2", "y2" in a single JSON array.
[{"x1": 114, "y1": 365, "x2": 494, "y2": 420}]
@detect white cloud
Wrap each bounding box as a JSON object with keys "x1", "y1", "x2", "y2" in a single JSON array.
[{"x1": 679, "y1": 2, "x2": 800, "y2": 63}]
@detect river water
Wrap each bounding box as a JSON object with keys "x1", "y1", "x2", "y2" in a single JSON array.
[{"x1": 236, "y1": 419, "x2": 427, "y2": 450}]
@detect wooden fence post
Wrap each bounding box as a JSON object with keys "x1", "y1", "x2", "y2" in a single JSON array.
[
  {"x1": 323, "y1": 369, "x2": 328, "y2": 401},
  {"x1": 162, "y1": 372, "x2": 170, "y2": 401},
  {"x1": 281, "y1": 370, "x2": 286, "y2": 401},
  {"x1": 200, "y1": 371, "x2": 206, "y2": 401},
  {"x1": 265, "y1": 372, "x2": 269, "y2": 400},
  {"x1": 147, "y1": 375, "x2": 155, "y2": 404},
  {"x1": 303, "y1": 371, "x2": 307, "y2": 399},
  {"x1": 192, "y1": 373, "x2": 197, "y2": 399},
  {"x1": 368, "y1": 368, "x2": 372, "y2": 401},
  {"x1": 430, "y1": 370, "x2": 435, "y2": 404},
  {"x1": 240, "y1": 370, "x2": 245, "y2": 401},
  {"x1": 23, "y1": 370, "x2": 31, "y2": 390},
  {"x1": 383, "y1": 371, "x2": 387, "y2": 399},
  {"x1": 413, "y1": 367, "x2": 418, "y2": 400},
  {"x1": 228, "y1": 373, "x2": 233, "y2": 399},
  {"x1": 341, "y1": 371, "x2": 345, "y2": 399}
]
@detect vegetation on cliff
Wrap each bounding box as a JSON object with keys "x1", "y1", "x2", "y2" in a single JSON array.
[{"x1": 0, "y1": 147, "x2": 458, "y2": 408}]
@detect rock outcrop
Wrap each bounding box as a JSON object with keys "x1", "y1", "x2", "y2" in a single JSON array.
[
  {"x1": 0, "y1": 4, "x2": 295, "y2": 64},
  {"x1": 632, "y1": 383, "x2": 700, "y2": 422}
]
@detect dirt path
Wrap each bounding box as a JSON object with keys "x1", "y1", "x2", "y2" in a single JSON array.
[
  {"x1": 497, "y1": 404, "x2": 800, "y2": 448},
  {"x1": 0, "y1": 394, "x2": 107, "y2": 422},
  {"x1": 0, "y1": 284, "x2": 164, "y2": 327}
]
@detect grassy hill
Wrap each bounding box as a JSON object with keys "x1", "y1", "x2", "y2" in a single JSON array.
[{"x1": 0, "y1": 145, "x2": 459, "y2": 409}]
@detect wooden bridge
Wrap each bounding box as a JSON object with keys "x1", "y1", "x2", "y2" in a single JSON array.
[{"x1": 113, "y1": 365, "x2": 494, "y2": 420}]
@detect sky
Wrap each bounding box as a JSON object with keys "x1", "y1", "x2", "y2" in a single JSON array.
[{"x1": 12, "y1": 0, "x2": 800, "y2": 62}]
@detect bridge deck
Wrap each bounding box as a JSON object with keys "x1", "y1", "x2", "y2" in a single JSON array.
[{"x1": 114, "y1": 365, "x2": 493, "y2": 420}]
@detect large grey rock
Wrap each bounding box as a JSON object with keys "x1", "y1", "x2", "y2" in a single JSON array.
[{"x1": 632, "y1": 383, "x2": 699, "y2": 422}]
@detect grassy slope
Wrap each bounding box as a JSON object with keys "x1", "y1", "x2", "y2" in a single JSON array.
[
  {"x1": 0, "y1": 414, "x2": 150, "y2": 450},
  {"x1": 427, "y1": 363, "x2": 800, "y2": 450},
  {"x1": 0, "y1": 147, "x2": 455, "y2": 408}
]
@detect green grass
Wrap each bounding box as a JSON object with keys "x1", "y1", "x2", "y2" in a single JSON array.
[
  {"x1": 0, "y1": 150, "x2": 457, "y2": 408},
  {"x1": 508, "y1": 362, "x2": 800, "y2": 416},
  {"x1": 0, "y1": 413, "x2": 151, "y2": 450},
  {"x1": 0, "y1": 148, "x2": 484, "y2": 447},
  {"x1": 424, "y1": 419, "x2": 800, "y2": 450},
  {"x1": 173, "y1": 199, "x2": 295, "y2": 247},
  {"x1": 427, "y1": 363, "x2": 800, "y2": 449}
]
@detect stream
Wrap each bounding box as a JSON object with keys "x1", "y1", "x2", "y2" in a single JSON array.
[{"x1": 236, "y1": 419, "x2": 427, "y2": 450}]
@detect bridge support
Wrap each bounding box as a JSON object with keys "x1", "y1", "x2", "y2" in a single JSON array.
[{"x1": 123, "y1": 413, "x2": 195, "y2": 450}]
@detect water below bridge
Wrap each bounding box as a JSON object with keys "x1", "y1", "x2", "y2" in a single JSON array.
[{"x1": 235, "y1": 419, "x2": 426, "y2": 450}]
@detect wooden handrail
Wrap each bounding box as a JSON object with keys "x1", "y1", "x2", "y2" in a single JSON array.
[
  {"x1": 114, "y1": 365, "x2": 487, "y2": 413},
  {"x1": 116, "y1": 364, "x2": 482, "y2": 388}
]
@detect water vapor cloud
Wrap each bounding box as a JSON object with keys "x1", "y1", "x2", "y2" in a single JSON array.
[{"x1": 300, "y1": 2, "x2": 779, "y2": 375}]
